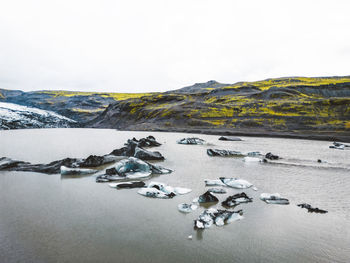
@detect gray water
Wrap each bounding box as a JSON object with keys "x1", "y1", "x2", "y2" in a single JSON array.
[{"x1": 0, "y1": 128, "x2": 349, "y2": 263}]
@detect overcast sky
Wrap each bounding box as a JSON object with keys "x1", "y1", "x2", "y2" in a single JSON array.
[{"x1": 0, "y1": 0, "x2": 349, "y2": 93}]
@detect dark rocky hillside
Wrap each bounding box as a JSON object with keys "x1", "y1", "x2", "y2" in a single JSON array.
[
  {"x1": 88, "y1": 76, "x2": 350, "y2": 141},
  {"x1": 1, "y1": 76, "x2": 350, "y2": 141},
  {"x1": 0, "y1": 90, "x2": 152, "y2": 122}
]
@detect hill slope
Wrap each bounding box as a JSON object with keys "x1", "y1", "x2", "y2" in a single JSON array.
[
  {"x1": 1, "y1": 76, "x2": 349, "y2": 141},
  {"x1": 0, "y1": 89, "x2": 153, "y2": 122},
  {"x1": 89, "y1": 76, "x2": 350, "y2": 141}
]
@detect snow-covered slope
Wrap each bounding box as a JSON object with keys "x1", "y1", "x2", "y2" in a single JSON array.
[{"x1": 0, "y1": 102, "x2": 76, "y2": 130}]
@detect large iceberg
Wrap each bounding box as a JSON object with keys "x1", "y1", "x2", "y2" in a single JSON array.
[
  {"x1": 96, "y1": 157, "x2": 172, "y2": 182},
  {"x1": 110, "y1": 139, "x2": 164, "y2": 160},
  {"x1": 0, "y1": 154, "x2": 120, "y2": 175}
]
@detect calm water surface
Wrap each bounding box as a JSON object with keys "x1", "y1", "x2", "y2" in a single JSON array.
[{"x1": 0, "y1": 129, "x2": 349, "y2": 263}]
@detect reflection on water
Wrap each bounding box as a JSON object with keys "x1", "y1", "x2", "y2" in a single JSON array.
[{"x1": 0, "y1": 128, "x2": 349, "y2": 263}]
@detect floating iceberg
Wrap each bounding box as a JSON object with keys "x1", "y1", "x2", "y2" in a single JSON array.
[
  {"x1": 260, "y1": 193, "x2": 289, "y2": 205},
  {"x1": 297, "y1": 203, "x2": 328, "y2": 214},
  {"x1": 222, "y1": 192, "x2": 253, "y2": 207},
  {"x1": 197, "y1": 191, "x2": 219, "y2": 203},
  {"x1": 194, "y1": 208, "x2": 243, "y2": 229},
  {"x1": 110, "y1": 139, "x2": 164, "y2": 161},
  {"x1": 0, "y1": 154, "x2": 119, "y2": 175},
  {"x1": 204, "y1": 179, "x2": 226, "y2": 186},
  {"x1": 207, "y1": 149, "x2": 245, "y2": 157},
  {"x1": 265, "y1": 152, "x2": 279, "y2": 160},
  {"x1": 220, "y1": 178, "x2": 253, "y2": 189},
  {"x1": 205, "y1": 178, "x2": 256, "y2": 191},
  {"x1": 96, "y1": 157, "x2": 172, "y2": 182},
  {"x1": 178, "y1": 203, "x2": 198, "y2": 213},
  {"x1": 177, "y1": 137, "x2": 205, "y2": 145},
  {"x1": 329, "y1": 142, "x2": 349, "y2": 150},
  {"x1": 129, "y1": 135, "x2": 161, "y2": 147},
  {"x1": 138, "y1": 182, "x2": 192, "y2": 199},
  {"x1": 138, "y1": 187, "x2": 173, "y2": 199}
]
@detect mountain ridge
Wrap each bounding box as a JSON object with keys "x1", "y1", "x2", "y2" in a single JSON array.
[{"x1": 1, "y1": 75, "x2": 350, "y2": 141}]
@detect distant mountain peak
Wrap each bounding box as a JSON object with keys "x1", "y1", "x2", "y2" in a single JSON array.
[{"x1": 168, "y1": 80, "x2": 229, "y2": 93}]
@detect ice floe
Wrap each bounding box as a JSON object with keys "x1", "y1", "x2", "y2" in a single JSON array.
[
  {"x1": 177, "y1": 137, "x2": 205, "y2": 145},
  {"x1": 178, "y1": 203, "x2": 198, "y2": 213},
  {"x1": 194, "y1": 208, "x2": 243, "y2": 229},
  {"x1": 260, "y1": 193, "x2": 289, "y2": 205},
  {"x1": 138, "y1": 182, "x2": 192, "y2": 199}
]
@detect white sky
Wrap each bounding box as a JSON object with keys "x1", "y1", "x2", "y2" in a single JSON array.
[{"x1": 0, "y1": 0, "x2": 349, "y2": 93}]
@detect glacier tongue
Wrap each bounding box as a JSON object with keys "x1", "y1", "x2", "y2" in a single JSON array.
[{"x1": 0, "y1": 102, "x2": 76, "y2": 129}]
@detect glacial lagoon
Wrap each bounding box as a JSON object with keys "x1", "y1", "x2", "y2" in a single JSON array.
[{"x1": 0, "y1": 128, "x2": 349, "y2": 263}]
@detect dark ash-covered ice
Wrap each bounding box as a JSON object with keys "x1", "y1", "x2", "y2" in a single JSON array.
[
  {"x1": 265, "y1": 152, "x2": 279, "y2": 160},
  {"x1": 218, "y1": 136, "x2": 242, "y2": 141},
  {"x1": 0, "y1": 136, "x2": 165, "y2": 174},
  {"x1": 197, "y1": 191, "x2": 219, "y2": 203},
  {"x1": 129, "y1": 135, "x2": 161, "y2": 147},
  {"x1": 207, "y1": 149, "x2": 245, "y2": 157},
  {"x1": 0, "y1": 155, "x2": 119, "y2": 175},
  {"x1": 222, "y1": 192, "x2": 253, "y2": 207},
  {"x1": 108, "y1": 181, "x2": 146, "y2": 189},
  {"x1": 297, "y1": 203, "x2": 328, "y2": 214},
  {"x1": 110, "y1": 139, "x2": 164, "y2": 161}
]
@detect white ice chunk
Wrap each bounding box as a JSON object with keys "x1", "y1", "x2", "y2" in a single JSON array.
[
  {"x1": 260, "y1": 193, "x2": 289, "y2": 205},
  {"x1": 60, "y1": 166, "x2": 96, "y2": 175},
  {"x1": 178, "y1": 203, "x2": 198, "y2": 213}
]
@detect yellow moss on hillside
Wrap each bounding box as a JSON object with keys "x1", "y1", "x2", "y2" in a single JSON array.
[
  {"x1": 202, "y1": 119, "x2": 226, "y2": 126},
  {"x1": 200, "y1": 107, "x2": 234, "y2": 118},
  {"x1": 39, "y1": 90, "x2": 153, "y2": 100},
  {"x1": 221, "y1": 77, "x2": 350, "y2": 91}
]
